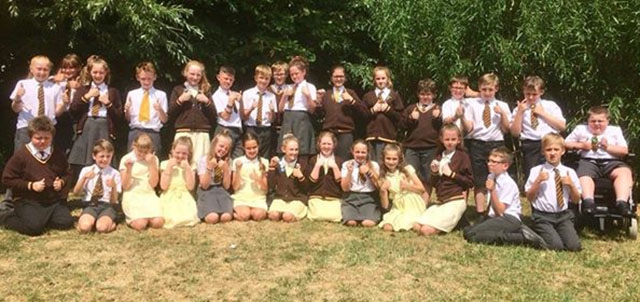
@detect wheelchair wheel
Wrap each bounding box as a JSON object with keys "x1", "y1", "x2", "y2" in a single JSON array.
[{"x1": 628, "y1": 218, "x2": 638, "y2": 240}]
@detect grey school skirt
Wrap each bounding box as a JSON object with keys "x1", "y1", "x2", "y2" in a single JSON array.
[
  {"x1": 278, "y1": 111, "x2": 316, "y2": 155},
  {"x1": 341, "y1": 192, "x2": 381, "y2": 224},
  {"x1": 68, "y1": 117, "x2": 110, "y2": 166},
  {"x1": 196, "y1": 185, "x2": 233, "y2": 219}
]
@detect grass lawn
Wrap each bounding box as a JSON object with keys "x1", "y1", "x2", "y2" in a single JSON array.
[{"x1": 0, "y1": 202, "x2": 639, "y2": 302}]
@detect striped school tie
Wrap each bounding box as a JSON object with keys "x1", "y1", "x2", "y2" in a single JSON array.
[
  {"x1": 554, "y1": 168, "x2": 564, "y2": 209},
  {"x1": 139, "y1": 89, "x2": 150, "y2": 122},
  {"x1": 37, "y1": 83, "x2": 45, "y2": 116},
  {"x1": 90, "y1": 96, "x2": 101, "y2": 116},
  {"x1": 91, "y1": 172, "x2": 104, "y2": 205},
  {"x1": 530, "y1": 104, "x2": 539, "y2": 129},
  {"x1": 482, "y1": 101, "x2": 491, "y2": 128},
  {"x1": 213, "y1": 159, "x2": 223, "y2": 184},
  {"x1": 256, "y1": 92, "x2": 264, "y2": 126}
]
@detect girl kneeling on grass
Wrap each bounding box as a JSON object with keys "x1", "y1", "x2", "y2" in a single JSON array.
[
  {"x1": 159, "y1": 136, "x2": 199, "y2": 228},
  {"x1": 340, "y1": 140, "x2": 381, "y2": 227},
  {"x1": 306, "y1": 132, "x2": 344, "y2": 222},
  {"x1": 232, "y1": 132, "x2": 269, "y2": 221},
  {"x1": 267, "y1": 134, "x2": 309, "y2": 222},
  {"x1": 378, "y1": 143, "x2": 426, "y2": 232},
  {"x1": 414, "y1": 124, "x2": 474, "y2": 236},
  {"x1": 120, "y1": 133, "x2": 164, "y2": 230},
  {"x1": 197, "y1": 130, "x2": 234, "y2": 224}
]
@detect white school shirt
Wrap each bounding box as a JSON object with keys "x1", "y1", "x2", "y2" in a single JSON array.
[
  {"x1": 565, "y1": 124, "x2": 627, "y2": 160},
  {"x1": 286, "y1": 80, "x2": 317, "y2": 111},
  {"x1": 464, "y1": 97, "x2": 511, "y2": 141},
  {"x1": 126, "y1": 87, "x2": 167, "y2": 131},
  {"x1": 86, "y1": 82, "x2": 110, "y2": 118},
  {"x1": 441, "y1": 97, "x2": 471, "y2": 130},
  {"x1": 340, "y1": 160, "x2": 380, "y2": 193},
  {"x1": 242, "y1": 87, "x2": 277, "y2": 127},
  {"x1": 525, "y1": 163, "x2": 581, "y2": 212},
  {"x1": 374, "y1": 87, "x2": 391, "y2": 102},
  {"x1": 510, "y1": 99, "x2": 565, "y2": 140},
  {"x1": 10, "y1": 78, "x2": 62, "y2": 129},
  {"x1": 438, "y1": 150, "x2": 456, "y2": 175},
  {"x1": 26, "y1": 143, "x2": 52, "y2": 160},
  {"x1": 212, "y1": 87, "x2": 242, "y2": 128},
  {"x1": 487, "y1": 172, "x2": 521, "y2": 220},
  {"x1": 78, "y1": 165, "x2": 122, "y2": 203}
]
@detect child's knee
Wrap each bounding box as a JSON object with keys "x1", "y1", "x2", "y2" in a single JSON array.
[
  {"x1": 382, "y1": 223, "x2": 393, "y2": 231},
  {"x1": 268, "y1": 211, "x2": 281, "y2": 221},
  {"x1": 252, "y1": 209, "x2": 267, "y2": 221},
  {"x1": 345, "y1": 220, "x2": 357, "y2": 227},
  {"x1": 361, "y1": 220, "x2": 376, "y2": 227},
  {"x1": 129, "y1": 219, "x2": 148, "y2": 231},
  {"x1": 282, "y1": 213, "x2": 296, "y2": 222},
  {"x1": 204, "y1": 213, "x2": 220, "y2": 224},
  {"x1": 220, "y1": 213, "x2": 233, "y2": 222},
  {"x1": 149, "y1": 218, "x2": 164, "y2": 229}
]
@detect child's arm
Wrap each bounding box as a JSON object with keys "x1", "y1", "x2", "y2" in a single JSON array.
[
  {"x1": 599, "y1": 135, "x2": 629, "y2": 158},
  {"x1": 107, "y1": 175, "x2": 119, "y2": 204},
  {"x1": 219, "y1": 91, "x2": 241, "y2": 121},
  {"x1": 105, "y1": 89, "x2": 123, "y2": 120},
  {"x1": 199, "y1": 158, "x2": 214, "y2": 190},
  {"x1": 120, "y1": 158, "x2": 134, "y2": 191},
  {"x1": 534, "y1": 103, "x2": 566, "y2": 132},
  {"x1": 340, "y1": 161, "x2": 354, "y2": 192},
  {"x1": 525, "y1": 168, "x2": 547, "y2": 203},
  {"x1": 400, "y1": 168, "x2": 426, "y2": 195},
  {"x1": 159, "y1": 159, "x2": 175, "y2": 191},
  {"x1": 10, "y1": 82, "x2": 26, "y2": 113},
  {"x1": 381, "y1": 92, "x2": 403, "y2": 123},
  {"x1": 301, "y1": 84, "x2": 318, "y2": 113},
  {"x1": 309, "y1": 157, "x2": 322, "y2": 182},
  {"x1": 232, "y1": 159, "x2": 243, "y2": 191},
  {"x1": 379, "y1": 180, "x2": 390, "y2": 210},
  {"x1": 486, "y1": 177, "x2": 507, "y2": 216},
  {"x1": 494, "y1": 103, "x2": 511, "y2": 133},
  {"x1": 252, "y1": 160, "x2": 269, "y2": 191},
  {"x1": 123, "y1": 93, "x2": 132, "y2": 122},
  {"x1": 72, "y1": 168, "x2": 93, "y2": 196},
  {"x1": 155, "y1": 93, "x2": 169, "y2": 123},
  {"x1": 54, "y1": 87, "x2": 68, "y2": 117},
  {"x1": 181, "y1": 160, "x2": 196, "y2": 191},
  {"x1": 147, "y1": 154, "x2": 160, "y2": 188},
  {"x1": 563, "y1": 170, "x2": 582, "y2": 203}
]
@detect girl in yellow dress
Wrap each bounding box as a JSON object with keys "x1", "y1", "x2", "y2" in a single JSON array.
[
  {"x1": 378, "y1": 143, "x2": 427, "y2": 231},
  {"x1": 159, "y1": 136, "x2": 199, "y2": 228},
  {"x1": 232, "y1": 132, "x2": 269, "y2": 221},
  {"x1": 120, "y1": 133, "x2": 164, "y2": 230}
]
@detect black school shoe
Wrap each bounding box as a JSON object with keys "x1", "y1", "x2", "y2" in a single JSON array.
[
  {"x1": 0, "y1": 200, "x2": 14, "y2": 224},
  {"x1": 521, "y1": 225, "x2": 549, "y2": 250},
  {"x1": 581, "y1": 199, "x2": 596, "y2": 215},
  {"x1": 616, "y1": 201, "x2": 634, "y2": 217}
]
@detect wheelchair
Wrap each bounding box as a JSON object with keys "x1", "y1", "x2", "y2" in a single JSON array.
[{"x1": 565, "y1": 152, "x2": 638, "y2": 239}]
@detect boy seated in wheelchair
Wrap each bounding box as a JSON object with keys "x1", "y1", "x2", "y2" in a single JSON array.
[{"x1": 565, "y1": 106, "x2": 634, "y2": 217}]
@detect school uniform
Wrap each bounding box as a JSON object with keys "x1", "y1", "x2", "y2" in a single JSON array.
[
  {"x1": 402, "y1": 102, "x2": 442, "y2": 185},
  {"x1": 119, "y1": 151, "x2": 162, "y2": 223},
  {"x1": 463, "y1": 97, "x2": 511, "y2": 188},
  {"x1": 125, "y1": 87, "x2": 168, "y2": 153},
  {"x1": 243, "y1": 87, "x2": 277, "y2": 158},
  {"x1": 317, "y1": 86, "x2": 368, "y2": 160},
  {"x1": 463, "y1": 172, "x2": 532, "y2": 245},
  {"x1": 340, "y1": 160, "x2": 381, "y2": 224},
  {"x1": 78, "y1": 164, "x2": 122, "y2": 221},
  {"x1": 268, "y1": 158, "x2": 309, "y2": 220},
  {"x1": 441, "y1": 97, "x2": 471, "y2": 131},
  {"x1": 196, "y1": 155, "x2": 233, "y2": 219},
  {"x1": 362, "y1": 88, "x2": 404, "y2": 162},
  {"x1": 1, "y1": 143, "x2": 73, "y2": 236},
  {"x1": 526, "y1": 163, "x2": 582, "y2": 251},
  {"x1": 565, "y1": 124, "x2": 630, "y2": 178},
  {"x1": 68, "y1": 83, "x2": 122, "y2": 166},
  {"x1": 213, "y1": 87, "x2": 244, "y2": 158},
  {"x1": 54, "y1": 80, "x2": 77, "y2": 155},
  {"x1": 378, "y1": 166, "x2": 426, "y2": 231},
  {"x1": 278, "y1": 80, "x2": 318, "y2": 155},
  {"x1": 167, "y1": 83, "x2": 217, "y2": 167},
  {"x1": 417, "y1": 150, "x2": 474, "y2": 232},
  {"x1": 9, "y1": 79, "x2": 63, "y2": 151},
  {"x1": 306, "y1": 155, "x2": 344, "y2": 222},
  {"x1": 511, "y1": 99, "x2": 565, "y2": 181},
  {"x1": 231, "y1": 156, "x2": 269, "y2": 210}
]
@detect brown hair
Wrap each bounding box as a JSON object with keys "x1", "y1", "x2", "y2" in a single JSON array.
[
  {"x1": 27, "y1": 116, "x2": 56, "y2": 137},
  {"x1": 133, "y1": 133, "x2": 154, "y2": 153},
  {"x1": 449, "y1": 75, "x2": 469, "y2": 87},
  {"x1": 92, "y1": 139, "x2": 115, "y2": 155},
  {"x1": 136, "y1": 61, "x2": 157, "y2": 76},
  {"x1": 417, "y1": 78, "x2": 436, "y2": 95},
  {"x1": 478, "y1": 73, "x2": 499, "y2": 87},
  {"x1": 289, "y1": 56, "x2": 309, "y2": 72},
  {"x1": 522, "y1": 75, "x2": 545, "y2": 92}
]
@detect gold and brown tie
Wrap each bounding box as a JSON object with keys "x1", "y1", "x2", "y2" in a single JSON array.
[
  {"x1": 377, "y1": 90, "x2": 384, "y2": 103},
  {"x1": 530, "y1": 104, "x2": 538, "y2": 129},
  {"x1": 256, "y1": 92, "x2": 264, "y2": 126},
  {"x1": 91, "y1": 172, "x2": 104, "y2": 205},
  {"x1": 554, "y1": 168, "x2": 564, "y2": 209},
  {"x1": 37, "y1": 83, "x2": 45, "y2": 116},
  {"x1": 90, "y1": 94, "x2": 101, "y2": 117},
  {"x1": 139, "y1": 89, "x2": 150, "y2": 122},
  {"x1": 482, "y1": 101, "x2": 491, "y2": 128},
  {"x1": 213, "y1": 159, "x2": 223, "y2": 184}
]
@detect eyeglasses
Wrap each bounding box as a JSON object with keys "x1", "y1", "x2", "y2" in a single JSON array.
[{"x1": 486, "y1": 159, "x2": 505, "y2": 164}]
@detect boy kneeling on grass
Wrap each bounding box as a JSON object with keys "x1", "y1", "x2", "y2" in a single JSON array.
[
  {"x1": 0, "y1": 116, "x2": 74, "y2": 236},
  {"x1": 525, "y1": 133, "x2": 581, "y2": 251},
  {"x1": 463, "y1": 147, "x2": 548, "y2": 249}
]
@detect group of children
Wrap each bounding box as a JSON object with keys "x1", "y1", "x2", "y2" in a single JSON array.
[{"x1": 0, "y1": 54, "x2": 634, "y2": 253}]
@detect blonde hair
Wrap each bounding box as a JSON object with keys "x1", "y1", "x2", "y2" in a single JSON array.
[
  {"x1": 372, "y1": 66, "x2": 393, "y2": 89},
  {"x1": 281, "y1": 133, "x2": 299, "y2": 150},
  {"x1": 316, "y1": 131, "x2": 337, "y2": 152},
  {"x1": 478, "y1": 73, "x2": 499, "y2": 87},
  {"x1": 489, "y1": 147, "x2": 513, "y2": 165},
  {"x1": 182, "y1": 60, "x2": 212, "y2": 95},
  {"x1": 209, "y1": 130, "x2": 232, "y2": 161},
  {"x1": 449, "y1": 75, "x2": 469, "y2": 87},
  {"x1": 289, "y1": 56, "x2": 309, "y2": 73},
  {"x1": 172, "y1": 136, "x2": 194, "y2": 164},
  {"x1": 82, "y1": 55, "x2": 111, "y2": 84},
  {"x1": 271, "y1": 61, "x2": 289, "y2": 74},
  {"x1": 541, "y1": 133, "x2": 565, "y2": 151},
  {"x1": 136, "y1": 61, "x2": 157, "y2": 76},
  {"x1": 28, "y1": 55, "x2": 53, "y2": 78},
  {"x1": 255, "y1": 64, "x2": 272, "y2": 78},
  {"x1": 133, "y1": 133, "x2": 154, "y2": 153}
]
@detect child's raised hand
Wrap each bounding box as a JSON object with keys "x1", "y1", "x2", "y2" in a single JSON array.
[
  {"x1": 485, "y1": 178, "x2": 495, "y2": 191},
  {"x1": 53, "y1": 177, "x2": 63, "y2": 191},
  {"x1": 537, "y1": 170, "x2": 549, "y2": 182},
  {"x1": 16, "y1": 83, "x2": 26, "y2": 98},
  {"x1": 124, "y1": 158, "x2": 135, "y2": 171},
  {"x1": 62, "y1": 92, "x2": 71, "y2": 105},
  {"x1": 430, "y1": 160, "x2": 439, "y2": 173},
  {"x1": 32, "y1": 178, "x2": 46, "y2": 192},
  {"x1": 218, "y1": 159, "x2": 229, "y2": 171},
  {"x1": 432, "y1": 105, "x2": 441, "y2": 118},
  {"x1": 179, "y1": 90, "x2": 191, "y2": 103},
  {"x1": 99, "y1": 93, "x2": 110, "y2": 105},
  {"x1": 286, "y1": 86, "x2": 296, "y2": 97},
  {"x1": 68, "y1": 79, "x2": 80, "y2": 90},
  {"x1": 346, "y1": 161, "x2": 354, "y2": 172},
  {"x1": 455, "y1": 105, "x2": 465, "y2": 118},
  {"x1": 301, "y1": 85, "x2": 311, "y2": 98},
  {"x1": 179, "y1": 159, "x2": 191, "y2": 169},
  {"x1": 380, "y1": 180, "x2": 390, "y2": 192},
  {"x1": 410, "y1": 107, "x2": 420, "y2": 120},
  {"x1": 52, "y1": 70, "x2": 65, "y2": 83},
  {"x1": 316, "y1": 89, "x2": 326, "y2": 101},
  {"x1": 249, "y1": 170, "x2": 262, "y2": 182},
  {"x1": 153, "y1": 100, "x2": 162, "y2": 111},
  {"x1": 235, "y1": 159, "x2": 243, "y2": 170},
  {"x1": 327, "y1": 158, "x2": 338, "y2": 169},
  {"x1": 124, "y1": 97, "x2": 132, "y2": 113},
  {"x1": 532, "y1": 103, "x2": 544, "y2": 116},
  {"x1": 143, "y1": 152, "x2": 156, "y2": 164},
  {"x1": 106, "y1": 176, "x2": 116, "y2": 188},
  {"x1": 516, "y1": 100, "x2": 528, "y2": 113},
  {"x1": 380, "y1": 102, "x2": 390, "y2": 112},
  {"x1": 196, "y1": 93, "x2": 209, "y2": 104},
  {"x1": 599, "y1": 137, "x2": 609, "y2": 150},
  {"x1": 86, "y1": 87, "x2": 100, "y2": 99},
  {"x1": 292, "y1": 164, "x2": 303, "y2": 178},
  {"x1": 84, "y1": 170, "x2": 96, "y2": 180},
  {"x1": 358, "y1": 162, "x2": 370, "y2": 175},
  {"x1": 269, "y1": 156, "x2": 279, "y2": 168},
  {"x1": 207, "y1": 157, "x2": 219, "y2": 170},
  {"x1": 493, "y1": 104, "x2": 504, "y2": 115},
  {"x1": 342, "y1": 91, "x2": 354, "y2": 103},
  {"x1": 167, "y1": 157, "x2": 178, "y2": 169}
]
